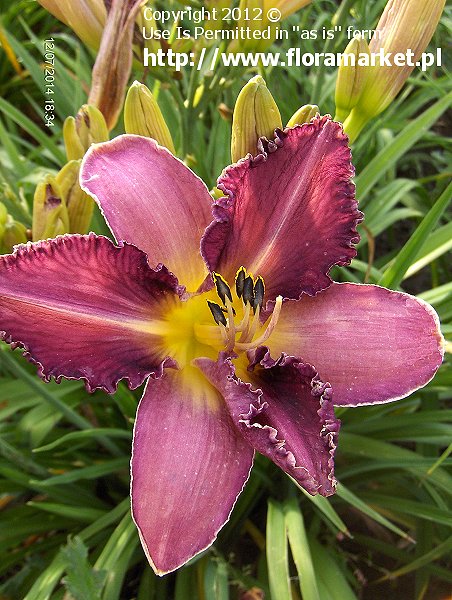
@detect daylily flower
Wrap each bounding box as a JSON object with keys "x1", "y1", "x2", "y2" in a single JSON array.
[{"x1": 0, "y1": 117, "x2": 444, "y2": 575}]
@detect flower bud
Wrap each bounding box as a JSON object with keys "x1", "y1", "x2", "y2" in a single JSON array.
[
  {"x1": 32, "y1": 177, "x2": 70, "y2": 241},
  {"x1": 0, "y1": 202, "x2": 8, "y2": 241},
  {"x1": 63, "y1": 104, "x2": 109, "y2": 161},
  {"x1": 56, "y1": 161, "x2": 94, "y2": 234},
  {"x1": 1, "y1": 219, "x2": 28, "y2": 252},
  {"x1": 37, "y1": 0, "x2": 107, "y2": 49},
  {"x1": 124, "y1": 82, "x2": 176, "y2": 154},
  {"x1": 287, "y1": 104, "x2": 319, "y2": 127},
  {"x1": 231, "y1": 75, "x2": 282, "y2": 162},
  {"x1": 344, "y1": 0, "x2": 445, "y2": 142},
  {"x1": 334, "y1": 36, "x2": 370, "y2": 122},
  {"x1": 88, "y1": 0, "x2": 143, "y2": 130}
]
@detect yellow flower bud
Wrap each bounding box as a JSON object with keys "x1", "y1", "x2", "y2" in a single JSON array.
[
  {"x1": 344, "y1": 0, "x2": 445, "y2": 142},
  {"x1": 334, "y1": 36, "x2": 370, "y2": 122},
  {"x1": 63, "y1": 104, "x2": 109, "y2": 161},
  {"x1": 0, "y1": 202, "x2": 8, "y2": 241},
  {"x1": 124, "y1": 82, "x2": 176, "y2": 154},
  {"x1": 231, "y1": 75, "x2": 282, "y2": 162},
  {"x1": 32, "y1": 177, "x2": 70, "y2": 241},
  {"x1": 55, "y1": 161, "x2": 94, "y2": 234},
  {"x1": 2, "y1": 219, "x2": 28, "y2": 253},
  {"x1": 287, "y1": 104, "x2": 319, "y2": 127},
  {"x1": 37, "y1": 0, "x2": 107, "y2": 49},
  {"x1": 63, "y1": 117, "x2": 85, "y2": 162}
]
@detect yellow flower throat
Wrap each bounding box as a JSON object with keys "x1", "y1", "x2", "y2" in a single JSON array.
[{"x1": 161, "y1": 267, "x2": 283, "y2": 368}]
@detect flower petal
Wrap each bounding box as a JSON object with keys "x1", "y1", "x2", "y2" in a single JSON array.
[
  {"x1": 80, "y1": 135, "x2": 214, "y2": 291},
  {"x1": 131, "y1": 366, "x2": 254, "y2": 575},
  {"x1": 196, "y1": 351, "x2": 339, "y2": 496},
  {"x1": 270, "y1": 282, "x2": 445, "y2": 406},
  {"x1": 0, "y1": 234, "x2": 180, "y2": 392},
  {"x1": 201, "y1": 116, "x2": 361, "y2": 300}
]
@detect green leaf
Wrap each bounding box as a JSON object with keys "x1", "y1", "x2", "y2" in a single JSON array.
[
  {"x1": 291, "y1": 477, "x2": 350, "y2": 536},
  {"x1": 27, "y1": 501, "x2": 105, "y2": 523},
  {"x1": 379, "y1": 535, "x2": 452, "y2": 581},
  {"x1": 266, "y1": 499, "x2": 291, "y2": 600},
  {"x1": 336, "y1": 483, "x2": 413, "y2": 542},
  {"x1": 359, "y1": 494, "x2": 452, "y2": 527},
  {"x1": 309, "y1": 538, "x2": 358, "y2": 600},
  {"x1": 356, "y1": 91, "x2": 452, "y2": 204},
  {"x1": 284, "y1": 497, "x2": 321, "y2": 600},
  {"x1": 378, "y1": 181, "x2": 452, "y2": 289},
  {"x1": 339, "y1": 433, "x2": 452, "y2": 494},
  {"x1": 22, "y1": 552, "x2": 66, "y2": 600},
  {"x1": 403, "y1": 221, "x2": 452, "y2": 279},
  {"x1": 175, "y1": 566, "x2": 199, "y2": 600},
  {"x1": 61, "y1": 537, "x2": 107, "y2": 600},
  {"x1": 418, "y1": 282, "x2": 452, "y2": 306},
  {"x1": 0, "y1": 96, "x2": 65, "y2": 163},
  {"x1": 203, "y1": 557, "x2": 229, "y2": 600},
  {"x1": 32, "y1": 457, "x2": 128, "y2": 486},
  {"x1": 33, "y1": 428, "x2": 132, "y2": 453}
]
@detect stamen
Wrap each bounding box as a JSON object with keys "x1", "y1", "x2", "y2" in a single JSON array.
[
  {"x1": 213, "y1": 272, "x2": 233, "y2": 304},
  {"x1": 243, "y1": 275, "x2": 254, "y2": 305},
  {"x1": 218, "y1": 322, "x2": 230, "y2": 347},
  {"x1": 237, "y1": 299, "x2": 251, "y2": 333},
  {"x1": 235, "y1": 296, "x2": 283, "y2": 351},
  {"x1": 253, "y1": 276, "x2": 265, "y2": 313},
  {"x1": 224, "y1": 297, "x2": 236, "y2": 351},
  {"x1": 204, "y1": 270, "x2": 280, "y2": 355},
  {"x1": 235, "y1": 266, "x2": 246, "y2": 298},
  {"x1": 245, "y1": 304, "x2": 261, "y2": 342},
  {"x1": 207, "y1": 300, "x2": 227, "y2": 326}
]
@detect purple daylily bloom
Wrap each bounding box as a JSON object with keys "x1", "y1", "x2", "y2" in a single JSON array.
[{"x1": 0, "y1": 116, "x2": 444, "y2": 575}]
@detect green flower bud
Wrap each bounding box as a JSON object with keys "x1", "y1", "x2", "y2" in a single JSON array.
[
  {"x1": 64, "y1": 104, "x2": 109, "y2": 161},
  {"x1": 124, "y1": 81, "x2": 176, "y2": 154},
  {"x1": 2, "y1": 219, "x2": 28, "y2": 253},
  {"x1": 63, "y1": 117, "x2": 85, "y2": 162},
  {"x1": 32, "y1": 177, "x2": 70, "y2": 241},
  {"x1": 0, "y1": 202, "x2": 8, "y2": 241},
  {"x1": 344, "y1": 0, "x2": 446, "y2": 142},
  {"x1": 287, "y1": 104, "x2": 320, "y2": 127},
  {"x1": 231, "y1": 75, "x2": 282, "y2": 162},
  {"x1": 334, "y1": 36, "x2": 370, "y2": 123},
  {"x1": 56, "y1": 160, "x2": 94, "y2": 234}
]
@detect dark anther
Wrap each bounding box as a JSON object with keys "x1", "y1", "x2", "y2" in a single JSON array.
[
  {"x1": 235, "y1": 267, "x2": 246, "y2": 299},
  {"x1": 253, "y1": 276, "x2": 265, "y2": 312},
  {"x1": 213, "y1": 272, "x2": 232, "y2": 305},
  {"x1": 243, "y1": 276, "x2": 254, "y2": 305},
  {"x1": 220, "y1": 306, "x2": 236, "y2": 316},
  {"x1": 207, "y1": 301, "x2": 227, "y2": 326}
]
